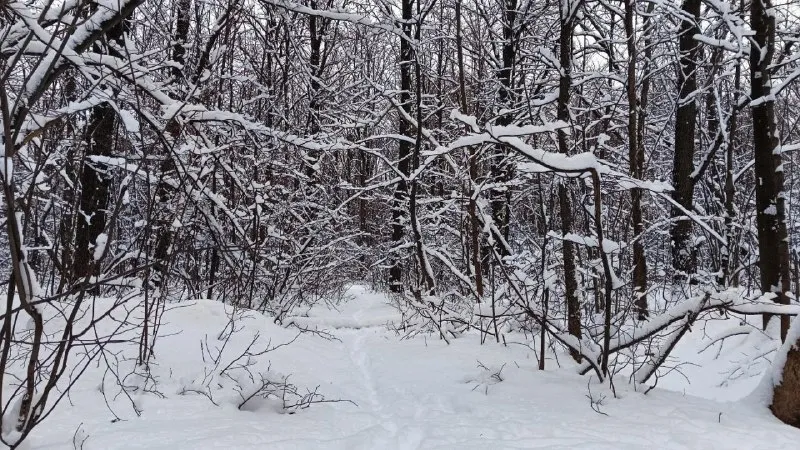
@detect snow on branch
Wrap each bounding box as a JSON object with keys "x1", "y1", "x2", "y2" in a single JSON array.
[
  {"x1": 447, "y1": 109, "x2": 673, "y2": 193},
  {"x1": 256, "y1": 0, "x2": 415, "y2": 44},
  {"x1": 574, "y1": 290, "x2": 800, "y2": 377}
]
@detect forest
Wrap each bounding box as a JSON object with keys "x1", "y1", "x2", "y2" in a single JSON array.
[{"x1": 2, "y1": 0, "x2": 800, "y2": 447}]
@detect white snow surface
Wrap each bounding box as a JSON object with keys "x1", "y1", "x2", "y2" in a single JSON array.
[{"x1": 28, "y1": 286, "x2": 800, "y2": 449}]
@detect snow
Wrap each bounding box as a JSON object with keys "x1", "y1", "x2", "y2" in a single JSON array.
[
  {"x1": 749, "y1": 315, "x2": 800, "y2": 407},
  {"x1": 657, "y1": 193, "x2": 726, "y2": 245},
  {"x1": 286, "y1": 287, "x2": 400, "y2": 329},
  {"x1": 92, "y1": 233, "x2": 108, "y2": 260},
  {"x1": 117, "y1": 108, "x2": 140, "y2": 133},
  {"x1": 23, "y1": 286, "x2": 800, "y2": 449},
  {"x1": 1, "y1": 157, "x2": 13, "y2": 184},
  {"x1": 549, "y1": 231, "x2": 626, "y2": 253}
]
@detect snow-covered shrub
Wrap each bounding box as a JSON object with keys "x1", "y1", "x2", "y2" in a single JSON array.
[{"x1": 175, "y1": 309, "x2": 332, "y2": 414}]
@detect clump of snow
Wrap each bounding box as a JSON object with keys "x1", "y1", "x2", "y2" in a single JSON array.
[
  {"x1": 93, "y1": 233, "x2": 108, "y2": 260},
  {"x1": 748, "y1": 315, "x2": 800, "y2": 407},
  {"x1": 1, "y1": 156, "x2": 13, "y2": 184}
]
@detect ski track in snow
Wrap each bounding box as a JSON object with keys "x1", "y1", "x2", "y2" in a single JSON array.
[
  {"x1": 25, "y1": 285, "x2": 800, "y2": 449},
  {"x1": 348, "y1": 330, "x2": 399, "y2": 442},
  {"x1": 344, "y1": 302, "x2": 426, "y2": 449}
]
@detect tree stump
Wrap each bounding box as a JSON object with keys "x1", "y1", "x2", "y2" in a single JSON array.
[{"x1": 772, "y1": 341, "x2": 800, "y2": 427}]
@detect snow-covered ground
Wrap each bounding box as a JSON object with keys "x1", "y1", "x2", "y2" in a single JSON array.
[{"x1": 28, "y1": 286, "x2": 800, "y2": 449}]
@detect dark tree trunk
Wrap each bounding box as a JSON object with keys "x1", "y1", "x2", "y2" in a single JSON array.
[
  {"x1": 304, "y1": 0, "x2": 330, "y2": 180},
  {"x1": 73, "y1": 105, "x2": 115, "y2": 282},
  {"x1": 57, "y1": 77, "x2": 78, "y2": 291},
  {"x1": 751, "y1": 0, "x2": 790, "y2": 339},
  {"x1": 388, "y1": 0, "x2": 414, "y2": 292},
  {"x1": 456, "y1": 0, "x2": 484, "y2": 298},
  {"x1": 490, "y1": 0, "x2": 516, "y2": 255},
  {"x1": 624, "y1": 0, "x2": 648, "y2": 319},
  {"x1": 170, "y1": 0, "x2": 191, "y2": 84},
  {"x1": 73, "y1": 16, "x2": 126, "y2": 283},
  {"x1": 721, "y1": 60, "x2": 741, "y2": 287},
  {"x1": 409, "y1": 1, "x2": 434, "y2": 294},
  {"x1": 671, "y1": 0, "x2": 701, "y2": 279},
  {"x1": 557, "y1": 3, "x2": 581, "y2": 362},
  {"x1": 772, "y1": 335, "x2": 800, "y2": 427},
  {"x1": 153, "y1": 0, "x2": 192, "y2": 285}
]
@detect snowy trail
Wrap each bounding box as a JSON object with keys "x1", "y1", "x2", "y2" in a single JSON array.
[
  {"x1": 347, "y1": 329, "x2": 400, "y2": 446},
  {"x1": 30, "y1": 286, "x2": 800, "y2": 449},
  {"x1": 338, "y1": 293, "x2": 427, "y2": 449}
]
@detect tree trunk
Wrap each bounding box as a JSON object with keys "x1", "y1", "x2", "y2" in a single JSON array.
[
  {"x1": 456, "y1": 0, "x2": 484, "y2": 298},
  {"x1": 721, "y1": 60, "x2": 741, "y2": 287},
  {"x1": 153, "y1": 0, "x2": 192, "y2": 285},
  {"x1": 624, "y1": 0, "x2": 648, "y2": 319},
  {"x1": 772, "y1": 320, "x2": 800, "y2": 427},
  {"x1": 73, "y1": 15, "x2": 126, "y2": 283},
  {"x1": 304, "y1": 0, "x2": 330, "y2": 180},
  {"x1": 409, "y1": 0, "x2": 434, "y2": 294},
  {"x1": 557, "y1": 1, "x2": 581, "y2": 361},
  {"x1": 751, "y1": 0, "x2": 791, "y2": 339},
  {"x1": 671, "y1": 0, "x2": 701, "y2": 279},
  {"x1": 490, "y1": 0, "x2": 516, "y2": 256},
  {"x1": 388, "y1": 0, "x2": 414, "y2": 292},
  {"x1": 57, "y1": 77, "x2": 79, "y2": 291},
  {"x1": 73, "y1": 106, "x2": 115, "y2": 282}
]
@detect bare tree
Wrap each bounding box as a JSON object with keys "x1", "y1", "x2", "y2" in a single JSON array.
[
  {"x1": 750, "y1": 0, "x2": 791, "y2": 338},
  {"x1": 671, "y1": 0, "x2": 701, "y2": 280},
  {"x1": 557, "y1": 0, "x2": 582, "y2": 362}
]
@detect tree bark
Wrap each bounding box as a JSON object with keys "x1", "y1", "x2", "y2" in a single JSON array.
[
  {"x1": 57, "y1": 77, "x2": 78, "y2": 291},
  {"x1": 456, "y1": 0, "x2": 484, "y2": 298},
  {"x1": 751, "y1": 0, "x2": 791, "y2": 339},
  {"x1": 671, "y1": 0, "x2": 701, "y2": 279},
  {"x1": 557, "y1": 1, "x2": 581, "y2": 361},
  {"x1": 490, "y1": 0, "x2": 516, "y2": 256},
  {"x1": 721, "y1": 60, "x2": 741, "y2": 287},
  {"x1": 152, "y1": 0, "x2": 192, "y2": 285},
  {"x1": 73, "y1": 11, "x2": 126, "y2": 283},
  {"x1": 304, "y1": 0, "x2": 331, "y2": 180},
  {"x1": 772, "y1": 319, "x2": 800, "y2": 427},
  {"x1": 624, "y1": 0, "x2": 648, "y2": 319},
  {"x1": 388, "y1": 0, "x2": 414, "y2": 292}
]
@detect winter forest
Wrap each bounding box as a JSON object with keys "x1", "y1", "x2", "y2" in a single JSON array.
[{"x1": 3, "y1": 0, "x2": 800, "y2": 447}]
